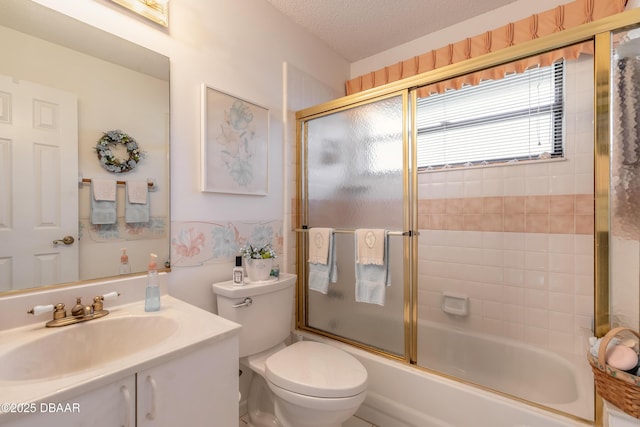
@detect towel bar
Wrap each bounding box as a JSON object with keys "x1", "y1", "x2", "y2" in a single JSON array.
[
  {"x1": 294, "y1": 228, "x2": 417, "y2": 236},
  {"x1": 80, "y1": 178, "x2": 154, "y2": 187}
]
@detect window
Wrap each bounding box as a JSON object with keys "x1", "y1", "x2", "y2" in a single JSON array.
[{"x1": 416, "y1": 61, "x2": 564, "y2": 170}]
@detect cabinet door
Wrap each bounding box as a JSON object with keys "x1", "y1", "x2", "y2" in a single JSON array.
[
  {"x1": 1, "y1": 376, "x2": 135, "y2": 427},
  {"x1": 137, "y1": 337, "x2": 239, "y2": 427}
]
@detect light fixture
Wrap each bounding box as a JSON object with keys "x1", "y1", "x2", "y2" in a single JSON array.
[{"x1": 109, "y1": 0, "x2": 169, "y2": 27}]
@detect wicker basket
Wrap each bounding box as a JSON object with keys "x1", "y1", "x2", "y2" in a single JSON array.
[{"x1": 588, "y1": 326, "x2": 640, "y2": 418}]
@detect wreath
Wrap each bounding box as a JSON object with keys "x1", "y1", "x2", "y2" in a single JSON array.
[{"x1": 95, "y1": 130, "x2": 143, "y2": 173}]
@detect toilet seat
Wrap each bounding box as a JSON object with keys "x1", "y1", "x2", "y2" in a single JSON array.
[{"x1": 265, "y1": 341, "x2": 367, "y2": 398}]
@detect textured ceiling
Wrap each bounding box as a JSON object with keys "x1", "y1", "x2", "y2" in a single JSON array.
[{"x1": 264, "y1": 0, "x2": 521, "y2": 62}]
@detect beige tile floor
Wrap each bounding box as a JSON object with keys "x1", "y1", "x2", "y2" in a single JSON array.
[{"x1": 239, "y1": 414, "x2": 376, "y2": 427}]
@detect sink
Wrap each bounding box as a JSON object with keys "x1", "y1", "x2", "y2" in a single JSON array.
[{"x1": 0, "y1": 315, "x2": 179, "y2": 381}]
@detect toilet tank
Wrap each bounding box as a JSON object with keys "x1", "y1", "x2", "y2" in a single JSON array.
[{"x1": 212, "y1": 273, "x2": 296, "y2": 358}]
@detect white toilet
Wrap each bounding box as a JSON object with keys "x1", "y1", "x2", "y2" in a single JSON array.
[{"x1": 212, "y1": 273, "x2": 367, "y2": 427}]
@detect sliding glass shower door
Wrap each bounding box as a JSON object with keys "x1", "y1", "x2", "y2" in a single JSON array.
[{"x1": 300, "y1": 93, "x2": 410, "y2": 357}]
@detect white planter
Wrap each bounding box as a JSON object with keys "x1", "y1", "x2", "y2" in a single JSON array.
[{"x1": 245, "y1": 258, "x2": 273, "y2": 282}]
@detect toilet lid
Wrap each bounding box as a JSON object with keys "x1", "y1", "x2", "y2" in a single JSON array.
[{"x1": 265, "y1": 341, "x2": 367, "y2": 398}]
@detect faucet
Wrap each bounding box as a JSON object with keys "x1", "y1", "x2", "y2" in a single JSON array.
[{"x1": 28, "y1": 292, "x2": 120, "y2": 327}]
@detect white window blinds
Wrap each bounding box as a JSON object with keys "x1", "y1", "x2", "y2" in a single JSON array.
[{"x1": 416, "y1": 61, "x2": 564, "y2": 170}]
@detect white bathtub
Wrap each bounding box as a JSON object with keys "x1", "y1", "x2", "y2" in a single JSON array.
[
  {"x1": 417, "y1": 321, "x2": 593, "y2": 421},
  {"x1": 298, "y1": 321, "x2": 593, "y2": 427}
]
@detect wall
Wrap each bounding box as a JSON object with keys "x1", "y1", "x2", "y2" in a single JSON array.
[
  {"x1": 417, "y1": 55, "x2": 593, "y2": 354},
  {"x1": 31, "y1": 0, "x2": 349, "y2": 312}
]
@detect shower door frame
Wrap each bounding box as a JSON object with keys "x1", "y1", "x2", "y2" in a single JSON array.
[
  {"x1": 295, "y1": 90, "x2": 417, "y2": 363},
  {"x1": 295, "y1": 7, "x2": 640, "y2": 425}
]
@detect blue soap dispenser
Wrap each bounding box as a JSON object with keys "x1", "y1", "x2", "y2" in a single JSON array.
[{"x1": 145, "y1": 253, "x2": 161, "y2": 312}]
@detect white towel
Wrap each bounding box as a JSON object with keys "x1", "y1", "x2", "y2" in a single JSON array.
[
  {"x1": 92, "y1": 179, "x2": 116, "y2": 201},
  {"x1": 125, "y1": 181, "x2": 150, "y2": 223},
  {"x1": 308, "y1": 227, "x2": 333, "y2": 264},
  {"x1": 308, "y1": 228, "x2": 337, "y2": 294},
  {"x1": 355, "y1": 229, "x2": 390, "y2": 305},
  {"x1": 90, "y1": 180, "x2": 116, "y2": 225},
  {"x1": 127, "y1": 180, "x2": 149, "y2": 204},
  {"x1": 355, "y1": 229, "x2": 385, "y2": 265}
]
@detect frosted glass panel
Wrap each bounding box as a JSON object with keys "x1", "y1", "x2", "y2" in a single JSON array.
[
  {"x1": 305, "y1": 95, "x2": 405, "y2": 356},
  {"x1": 306, "y1": 96, "x2": 404, "y2": 229},
  {"x1": 611, "y1": 28, "x2": 640, "y2": 241},
  {"x1": 611, "y1": 25, "x2": 640, "y2": 330}
]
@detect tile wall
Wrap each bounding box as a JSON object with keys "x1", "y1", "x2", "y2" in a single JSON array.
[{"x1": 417, "y1": 55, "x2": 595, "y2": 358}]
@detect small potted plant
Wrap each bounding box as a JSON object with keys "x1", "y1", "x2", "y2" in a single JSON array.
[{"x1": 240, "y1": 242, "x2": 276, "y2": 282}]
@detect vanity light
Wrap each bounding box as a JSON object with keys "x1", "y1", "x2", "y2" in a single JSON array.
[{"x1": 109, "y1": 0, "x2": 169, "y2": 27}]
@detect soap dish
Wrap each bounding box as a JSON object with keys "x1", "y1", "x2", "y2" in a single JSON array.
[{"x1": 441, "y1": 292, "x2": 469, "y2": 316}]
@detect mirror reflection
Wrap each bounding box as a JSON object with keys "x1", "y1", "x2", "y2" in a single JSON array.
[{"x1": 0, "y1": 0, "x2": 170, "y2": 293}]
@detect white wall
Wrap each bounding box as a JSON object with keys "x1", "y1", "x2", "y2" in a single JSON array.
[{"x1": 31, "y1": 0, "x2": 349, "y2": 311}]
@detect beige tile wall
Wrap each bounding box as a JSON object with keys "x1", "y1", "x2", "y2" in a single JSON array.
[{"x1": 418, "y1": 194, "x2": 593, "y2": 234}]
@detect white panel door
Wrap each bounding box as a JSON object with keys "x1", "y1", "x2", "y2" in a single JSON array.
[{"x1": 0, "y1": 75, "x2": 78, "y2": 291}]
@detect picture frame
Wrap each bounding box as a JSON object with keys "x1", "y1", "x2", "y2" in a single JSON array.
[
  {"x1": 108, "y1": 0, "x2": 169, "y2": 27},
  {"x1": 200, "y1": 84, "x2": 269, "y2": 195}
]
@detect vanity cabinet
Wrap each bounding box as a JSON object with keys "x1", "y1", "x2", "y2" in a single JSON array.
[
  {"x1": 0, "y1": 376, "x2": 136, "y2": 427},
  {"x1": 137, "y1": 338, "x2": 239, "y2": 426},
  {"x1": 1, "y1": 336, "x2": 239, "y2": 427}
]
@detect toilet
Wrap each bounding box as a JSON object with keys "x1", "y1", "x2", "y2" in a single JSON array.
[{"x1": 213, "y1": 273, "x2": 367, "y2": 427}]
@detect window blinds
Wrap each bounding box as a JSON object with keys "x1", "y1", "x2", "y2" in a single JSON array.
[{"x1": 416, "y1": 61, "x2": 564, "y2": 170}]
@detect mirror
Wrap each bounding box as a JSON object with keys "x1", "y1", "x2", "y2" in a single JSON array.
[{"x1": 0, "y1": 0, "x2": 170, "y2": 293}]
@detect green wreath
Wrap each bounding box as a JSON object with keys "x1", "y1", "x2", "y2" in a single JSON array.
[{"x1": 96, "y1": 130, "x2": 143, "y2": 173}]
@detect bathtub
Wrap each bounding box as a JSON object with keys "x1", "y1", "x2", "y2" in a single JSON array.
[
  {"x1": 417, "y1": 321, "x2": 593, "y2": 421},
  {"x1": 299, "y1": 320, "x2": 593, "y2": 426}
]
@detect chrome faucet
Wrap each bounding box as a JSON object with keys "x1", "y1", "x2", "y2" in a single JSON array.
[{"x1": 28, "y1": 292, "x2": 120, "y2": 327}]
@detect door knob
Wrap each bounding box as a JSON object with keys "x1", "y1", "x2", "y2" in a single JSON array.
[{"x1": 53, "y1": 236, "x2": 75, "y2": 246}]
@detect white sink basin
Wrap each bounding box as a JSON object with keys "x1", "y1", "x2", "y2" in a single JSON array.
[
  {"x1": 0, "y1": 294, "x2": 241, "y2": 415},
  {"x1": 0, "y1": 315, "x2": 178, "y2": 381}
]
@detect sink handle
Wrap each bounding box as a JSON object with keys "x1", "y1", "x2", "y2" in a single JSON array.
[
  {"x1": 27, "y1": 304, "x2": 54, "y2": 316},
  {"x1": 102, "y1": 291, "x2": 120, "y2": 301},
  {"x1": 146, "y1": 375, "x2": 157, "y2": 420},
  {"x1": 93, "y1": 292, "x2": 121, "y2": 312}
]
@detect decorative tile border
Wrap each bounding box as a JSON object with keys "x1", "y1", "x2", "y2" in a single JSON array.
[
  {"x1": 79, "y1": 216, "x2": 167, "y2": 242},
  {"x1": 170, "y1": 220, "x2": 283, "y2": 267},
  {"x1": 418, "y1": 194, "x2": 593, "y2": 234}
]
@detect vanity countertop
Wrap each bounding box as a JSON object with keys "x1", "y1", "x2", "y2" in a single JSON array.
[{"x1": 0, "y1": 295, "x2": 241, "y2": 420}]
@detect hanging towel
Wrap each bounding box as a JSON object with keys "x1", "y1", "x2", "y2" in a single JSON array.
[
  {"x1": 355, "y1": 229, "x2": 390, "y2": 305},
  {"x1": 308, "y1": 227, "x2": 332, "y2": 264},
  {"x1": 125, "y1": 180, "x2": 150, "y2": 223},
  {"x1": 355, "y1": 229, "x2": 385, "y2": 265},
  {"x1": 308, "y1": 228, "x2": 337, "y2": 294},
  {"x1": 90, "y1": 179, "x2": 117, "y2": 225}
]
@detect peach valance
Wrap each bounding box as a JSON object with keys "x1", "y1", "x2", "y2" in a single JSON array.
[
  {"x1": 346, "y1": 0, "x2": 626, "y2": 96},
  {"x1": 415, "y1": 40, "x2": 592, "y2": 98}
]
